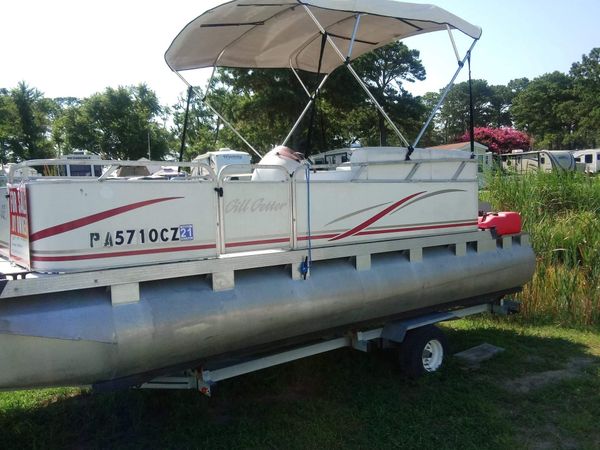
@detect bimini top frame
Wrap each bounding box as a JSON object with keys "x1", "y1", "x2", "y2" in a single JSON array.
[{"x1": 165, "y1": 0, "x2": 481, "y2": 156}]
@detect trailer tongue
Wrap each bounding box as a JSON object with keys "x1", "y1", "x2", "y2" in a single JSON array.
[{"x1": 0, "y1": 0, "x2": 534, "y2": 392}]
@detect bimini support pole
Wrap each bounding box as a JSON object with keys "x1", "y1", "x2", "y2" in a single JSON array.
[
  {"x1": 178, "y1": 86, "x2": 194, "y2": 162},
  {"x1": 173, "y1": 71, "x2": 263, "y2": 159},
  {"x1": 467, "y1": 53, "x2": 475, "y2": 158},
  {"x1": 347, "y1": 14, "x2": 363, "y2": 61},
  {"x1": 290, "y1": 63, "x2": 312, "y2": 99},
  {"x1": 412, "y1": 37, "x2": 478, "y2": 149},
  {"x1": 301, "y1": 5, "x2": 411, "y2": 148},
  {"x1": 446, "y1": 25, "x2": 461, "y2": 64},
  {"x1": 282, "y1": 73, "x2": 330, "y2": 146}
]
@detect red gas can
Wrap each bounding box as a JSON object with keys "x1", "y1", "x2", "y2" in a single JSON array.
[{"x1": 478, "y1": 212, "x2": 522, "y2": 236}]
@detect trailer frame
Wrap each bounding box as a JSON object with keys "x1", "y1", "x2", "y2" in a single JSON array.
[{"x1": 139, "y1": 300, "x2": 518, "y2": 396}]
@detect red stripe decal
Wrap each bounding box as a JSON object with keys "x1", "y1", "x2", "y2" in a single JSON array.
[
  {"x1": 29, "y1": 197, "x2": 183, "y2": 242},
  {"x1": 31, "y1": 244, "x2": 215, "y2": 262},
  {"x1": 10, "y1": 254, "x2": 28, "y2": 264},
  {"x1": 225, "y1": 237, "x2": 290, "y2": 248},
  {"x1": 355, "y1": 221, "x2": 478, "y2": 236},
  {"x1": 329, "y1": 192, "x2": 425, "y2": 241},
  {"x1": 298, "y1": 221, "x2": 477, "y2": 242},
  {"x1": 297, "y1": 233, "x2": 338, "y2": 241}
]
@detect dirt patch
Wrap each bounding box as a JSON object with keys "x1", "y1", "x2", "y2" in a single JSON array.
[
  {"x1": 455, "y1": 343, "x2": 505, "y2": 369},
  {"x1": 504, "y1": 357, "x2": 595, "y2": 394}
]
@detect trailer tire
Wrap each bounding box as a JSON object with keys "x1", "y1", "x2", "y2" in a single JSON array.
[{"x1": 398, "y1": 325, "x2": 447, "y2": 378}]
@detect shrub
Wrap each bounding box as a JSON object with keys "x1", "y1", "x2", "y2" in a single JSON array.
[
  {"x1": 483, "y1": 171, "x2": 600, "y2": 326},
  {"x1": 461, "y1": 127, "x2": 531, "y2": 154}
]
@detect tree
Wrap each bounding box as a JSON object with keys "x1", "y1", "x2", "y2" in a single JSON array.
[
  {"x1": 350, "y1": 41, "x2": 426, "y2": 146},
  {"x1": 416, "y1": 91, "x2": 445, "y2": 146},
  {"x1": 570, "y1": 48, "x2": 600, "y2": 148},
  {"x1": 506, "y1": 77, "x2": 530, "y2": 96},
  {"x1": 215, "y1": 68, "x2": 308, "y2": 153},
  {"x1": 460, "y1": 127, "x2": 531, "y2": 154},
  {"x1": 205, "y1": 41, "x2": 428, "y2": 155},
  {"x1": 512, "y1": 72, "x2": 579, "y2": 149},
  {"x1": 0, "y1": 83, "x2": 54, "y2": 162},
  {"x1": 49, "y1": 97, "x2": 81, "y2": 157},
  {"x1": 171, "y1": 88, "x2": 223, "y2": 161},
  {"x1": 0, "y1": 88, "x2": 19, "y2": 163},
  {"x1": 60, "y1": 85, "x2": 172, "y2": 160},
  {"x1": 432, "y1": 79, "x2": 518, "y2": 144},
  {"x1": 487, "y1": 84, "x2": 514, "y2": 128}
]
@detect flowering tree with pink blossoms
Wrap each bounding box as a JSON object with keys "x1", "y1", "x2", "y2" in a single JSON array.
[{"x1": 460, "y1": 127, "x2": 531, "y2": 154}]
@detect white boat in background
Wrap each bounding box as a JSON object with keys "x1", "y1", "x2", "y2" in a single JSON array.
[
  {"x1": 0, "y1": 0, "x2": 535, "y2": 392},
  {"x1": 311, "y1": 148, "x2": 354, "y2": 165}
]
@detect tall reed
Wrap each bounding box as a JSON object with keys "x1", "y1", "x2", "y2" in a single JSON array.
[{"x1": 484, "y1": 171, "x2": 600, "y2": 327}]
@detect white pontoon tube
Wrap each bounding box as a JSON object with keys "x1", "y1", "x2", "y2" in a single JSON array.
[{"x1": 165, "y1": 0, "x2": 481, "y2": 156}]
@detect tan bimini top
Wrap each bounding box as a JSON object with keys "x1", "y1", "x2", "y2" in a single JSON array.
[{"x1": 165, "y1": 0, "x2": 482, "y2": 74}]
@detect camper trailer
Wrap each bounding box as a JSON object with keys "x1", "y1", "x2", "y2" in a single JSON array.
[
  {"x1": 500, "y1": 150, "x2": 578, "y2": 173},
  {"x1": 573, "y1": 149, "x2": 600, "y2": 174},
  {"x1": 52, "y1": 151, "x2": 105, "y2": 177},
  {"x1": 193, "y1": 148, "x2": 253, "y2": 175}
]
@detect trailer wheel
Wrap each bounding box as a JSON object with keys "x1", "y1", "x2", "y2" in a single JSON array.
[{"x1": 398, "y1": 325, "x2": 448, "y2": 378}]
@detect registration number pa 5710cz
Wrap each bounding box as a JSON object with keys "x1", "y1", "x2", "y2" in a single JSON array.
[{"x1": 90, "y1": 225, "x2": 194, "y2": 248}]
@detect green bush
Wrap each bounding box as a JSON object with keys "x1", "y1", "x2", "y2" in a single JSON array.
[{"x1": 484, "y1": 171, "x2": 600, "y2": 326}]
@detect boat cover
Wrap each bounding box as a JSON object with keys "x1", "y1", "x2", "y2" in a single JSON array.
[{"x1": 165, "y1": 0, "x2": 481, "y2": 73}]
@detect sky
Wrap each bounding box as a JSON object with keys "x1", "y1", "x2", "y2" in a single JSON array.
[{"x1": 1, "y1": 0, "x2": 599, "y2": 107}]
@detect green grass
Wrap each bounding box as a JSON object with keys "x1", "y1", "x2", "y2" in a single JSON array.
[
  {"x1": 484, "y1": 171, "x2": 600, "y2": 326},
  {"x1": 1, "y1": 318, "x2": 599, "y2": 450}
]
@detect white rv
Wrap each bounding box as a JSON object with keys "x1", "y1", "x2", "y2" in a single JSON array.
[
  {"x1": 500, "y1": 150, "x2": 578, "y2": 173},
  {"x1": 573, "y1": 149, "x2": 600, "y2": 174},
  {"x1": 57, "y1": 151, "x2": 104, "y2": 177},
  {"x1": 193, "y1": 148, "x2": 252, "y2": 175}
]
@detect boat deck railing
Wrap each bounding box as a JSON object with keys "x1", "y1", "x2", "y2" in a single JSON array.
[{"x1": 6, "y1": 159, "x2": 216, "y2": 183}]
